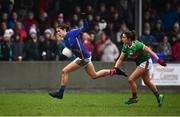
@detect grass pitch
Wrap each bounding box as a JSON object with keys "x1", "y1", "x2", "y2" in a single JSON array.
[{"x1": 0, "y1": 92, "x2": 179, "y2": 116}]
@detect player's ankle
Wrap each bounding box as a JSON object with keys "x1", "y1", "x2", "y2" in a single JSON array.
[
  {"x1": 59, "y1": 85, "x2": 66, "y2": 95},
  {"x1": 132, "y1": 92, "x2": 137, "y2": 99}
]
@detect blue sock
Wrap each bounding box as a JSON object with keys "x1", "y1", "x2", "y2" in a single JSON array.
[{"x1": 58, "y1": 86, "x2": 66, "y2": 97}]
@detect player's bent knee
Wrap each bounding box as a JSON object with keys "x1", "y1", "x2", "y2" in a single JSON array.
[
  {"x1": 61, "y1": 69, "x2": 68, "y2": 75},
  {"x1": 92, "y1": 76, "x2": 97, "y2": 79},
  {"x1": 128, "y1": 78, "x2": 134, "y2": 84},
  {"x1": 91, "y1": 75, "x2": 98, "y2": 79},
  {"x1": 87, "y1": 73, "x2": 97, "y2": 79},
  {"x1": 143, "y1": 80, "x2": 150, "y2": 85}
]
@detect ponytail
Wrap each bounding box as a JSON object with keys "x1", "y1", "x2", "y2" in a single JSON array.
[{"x1": 121, "y1": 30, "x2": 136, "y2": 41}]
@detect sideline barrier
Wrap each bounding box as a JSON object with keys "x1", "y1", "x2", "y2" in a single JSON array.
[{"x1": 0, "y1": 61, "x2": 179, "y2": 92}]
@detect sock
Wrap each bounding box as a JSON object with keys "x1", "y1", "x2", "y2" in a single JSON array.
[
  {"x1": 132, "y1": 92, "x2": 137, "y2": 99},
  {"x1": 153, "y1": 91, "x2": 160, "y2": 99},
  {"x1": 58, "y1": 86, "x2": 66, "y2": 98}
]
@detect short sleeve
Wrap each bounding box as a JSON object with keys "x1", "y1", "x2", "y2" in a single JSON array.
[{"x1": 136, "y1": 41, "x2": 145, "y2": 50}]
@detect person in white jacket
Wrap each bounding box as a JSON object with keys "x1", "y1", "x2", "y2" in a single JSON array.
[{"x1": 101, "y1": 37, "x2": 120, "y2": 62}]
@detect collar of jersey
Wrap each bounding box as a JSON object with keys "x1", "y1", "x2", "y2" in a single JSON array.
[{"x1": 127, "y1": 42, "x2": 135, "y2": 48}]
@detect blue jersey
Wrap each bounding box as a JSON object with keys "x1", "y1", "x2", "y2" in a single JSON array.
[{"x1": 63, "y1": 20, "x2": 91, "y2": 59}]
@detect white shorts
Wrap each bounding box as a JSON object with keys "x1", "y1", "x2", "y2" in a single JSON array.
[
  {"x1": 139, "y1": 59, "x2": 152, "y2": 70},
  {"x1": 73, "y1": 56, "x2": 92, "y2": 66}
]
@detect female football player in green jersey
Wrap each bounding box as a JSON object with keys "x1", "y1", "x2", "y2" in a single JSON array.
[{"x1": 111, "y1": 31, "x2": 166, "y2": 107}]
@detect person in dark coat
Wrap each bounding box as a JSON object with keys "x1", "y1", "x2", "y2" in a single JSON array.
[
  {"x1": 12, "y1": 32, "x2": 24, "y2": 61},
  {"x1": 24, "y1": 28, "x2": 41, "y2": 61}
]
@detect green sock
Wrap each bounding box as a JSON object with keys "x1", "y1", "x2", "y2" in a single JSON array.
[
  {"x1": 132, "y1": 92, "x2": 137, "y2": 99},
  {"x1": 153, "y1": 91, "x2": 160, "y2": 99}
]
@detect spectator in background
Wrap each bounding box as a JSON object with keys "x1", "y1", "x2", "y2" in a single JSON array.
[
  {"x1": 140, "y1": 23, "x2": 157, "y2": 50},
  {"x1": 38, "y1": 10, "x2": 52, "y2": 35},
  {"x1": 86, "y1": 4, "x2": 94, "y2": 15},
  {"x1": 103, "y1": 21, "x2": 116, "y2": 45},
  {"x1": 149, "y1": 9, "x2": 159, "y2": 24},
  {"x1": 24, "y1": 28, "x2": 40, "y2": 61},
  {"x1": 86, "y1": 14, "x2": 93, "y2": 30},
  {"x1": 168, "y1": 22, "x2": 180, "y2": 44},
  {"x1": 12, "y1": 32, "x2": 24, "y2": 61},
  {"x1": 151, "y1": 19, "x2": 164, "y2": 42},
  {"x1": 89, "y1": 32, "x2": 96, "y2": 60},
  {"x1": 52, "y1": 20, "x2": 59, "y2": 32},
  {"x1": 119, "y1": 0, "x2": 134, "y2": 26},
  {"x1": 112, "y1": 11, "x2": 121, "y2": 32},
  {"x1": 71, "y1": 14, "x2": 79, "y2": 28},
  {"x1": 15, "y1": 21, "x2": 27, "y2": 41},
  {"x1": 160, "y1": 2, "x2": 178, "y2": 32},
  {"x1": 143, "y1": 9, "x2": 158, "y2": 29},
  {"x1": 95, "y1": 31, "x2": 107, "y2": 60},
  {"x1": 22, "y1": 11, "x2": 39, "y2": 32},
  {"x1": 7, "y1": 1, "x2": 14, "y2": 15},
  {"x1": 101, "y1": 36, "x2": 119, "y2": 62},
  {"x1": 99, "y1": 3, "x2": 108, "y2": 20},
  {"x1": 145, "y1": 9, "x2": 159, "y2": 26},
  {"x1": 57, "y1": 13, "x2": 65, "y2": 25},
  {"x1": 81, "y1": 32, "x2": 94, "y2": 55},
  {"x1": 176, "y1": 5, "x2": 180, "y2": 23},
  {"x1": 8, "y1": 28, "x2": 14, "y2": 37},
  {"x1": 98, "y1": 19, "x2": 107, "y2": 31},
  {"x1": 1, "y1": 12, "x2": 8, "y2": 24},
  {"x1": 38, "y1": 0, "x2": 53, "y2": 13},
  {"x1": 1, "y1": 0, "x2": 11, "y2": 13},
  {"x1": 93, "y1": 22, "x2": 102, "y2": 44},
  {"x1": 0, "y1": 22, "x2": 8, "y2": 39},
  {"x1": 1, "y1": 29, "x2": 13, "y2": 61},
  {"x1": 109, "y1": 6, "x2": 116, "y2": 18},
  {"x1": 74, "y1": 6, "x2": 81, "y2": 16},
  {"x1": 0, "y1": 0, "x2": 179, "y2": 63},
  {"x1": 172, "y1": 39, "x2": 180, "y2": 61},
  {"x1": 0, "y1": 3, "x2": 3, "y2": 17},
  {"x1": 8, "y1": 11, "x2": 18, "y2": 30},
  {"x1": 143, "y1": 11, "x2": 151, "y2": 24},
  {"x1": 41, "y1": 29, "x2": 57, "y2": 61},
  {"x1": 158, "y1": 35, "x2": 171, "y2": 59},
  {"x1": 94, "y1": 13, "x2": 101, "y2": 24}
]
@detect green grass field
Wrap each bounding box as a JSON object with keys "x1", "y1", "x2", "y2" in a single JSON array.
[{"x1": 0, "y1": 92, "x2": 180, "y2": 116}]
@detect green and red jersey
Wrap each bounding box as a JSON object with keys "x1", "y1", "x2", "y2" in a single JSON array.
[{"x1": 121, "y1": 41, "x2": 150, "y2": 65}]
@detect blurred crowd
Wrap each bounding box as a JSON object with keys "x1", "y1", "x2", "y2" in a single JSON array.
[
  {"x1": 0, "y1": 0, "x2": 179, "y2": 62},
  {"x1": 142, "y1": 0, "x2": 180, "y2": 62}
]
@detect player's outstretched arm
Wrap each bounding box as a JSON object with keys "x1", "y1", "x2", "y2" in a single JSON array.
[
  {"x1": 68, "y1": 13, "x2": 89, "y2": 37},
  {"x1": 111, "y1": 52, "x2": 127, "y2": 76},
  {"x1": 144, "y1": 45, "x2": 167, "y2": 66},
  {"x1": 114, "y1": 52, "x2": 126, "y2": 68},
  {"x1": 110, "y1": 67, "x2": 127, "y2": 77},
  {"x1": 80, "y1": 13, "x2": 89, "y2": 32}
]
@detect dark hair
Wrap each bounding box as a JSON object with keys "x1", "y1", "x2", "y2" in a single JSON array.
[
  {"x1": 56, "y1": 23, "x2": 69, "y2": 31},
  {"x1": 121, "y1": 30, "x2": 136, "y2": 40}
]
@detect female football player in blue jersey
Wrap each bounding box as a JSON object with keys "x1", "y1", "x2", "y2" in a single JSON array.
[{"x1": 49, "y1": 14, "x2": 127, "y2": 99}]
